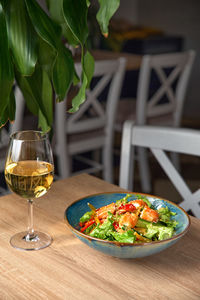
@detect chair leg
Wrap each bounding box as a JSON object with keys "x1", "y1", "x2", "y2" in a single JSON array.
[
  {"x1": 55, "y1": 99, "x2": 71, "y2": 179},
  {"x1": 92, "y1": 149, "x2": 101, "y2": 165},
  {"x1": 57, "y1": 150, "x2": 71, "y2": 179},
  {"x1": 137, "y1": 147, "x2": 151, "y2": 193},
  {"x1": 103, "y1": 141, "x2": 113, "y2": 183},
  {"x1": 56, "y1": 135, "x2": 71, "y2": 179}
]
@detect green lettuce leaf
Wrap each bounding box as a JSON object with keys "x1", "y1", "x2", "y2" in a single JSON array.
[
  {"x1": 135, "y1": 194, "x2": 152, "y2": 207},
  {"x1": 89, "y1": 216, "x2": 114, "y2": 240},
  {"x1": 158, "y1": 207, "x2": 178, "y2": 228},
  {"x1": 157, "y1": 226, "x2": 174, "y2": 241},
  {"x1": 136, "y1": 218, "x2": 151, "y2": 228},
  {"x1": 144, "y1": 223, "x2": 174, "y2": 241},
  {"x1": 80, "y1": 211, "x2": 93, "y2": 223},
  {"x1": 116, "y1": 194, "x2": 132, "y2": 207},
  {"x1": 111, "y1": 230, "x2": 136, "y2": 243}
]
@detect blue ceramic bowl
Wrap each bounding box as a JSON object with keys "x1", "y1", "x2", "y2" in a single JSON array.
[{"x1": 65, "y1": 192, "x2": 190, "y2": 258}]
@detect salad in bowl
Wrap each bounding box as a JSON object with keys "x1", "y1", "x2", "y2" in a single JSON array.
[
  {"x1": 65, "y1": 192, "x2": 190, "y2": 258},
  {"x1": 79, "y1": 194, "x2": 178, "y2": 244}
]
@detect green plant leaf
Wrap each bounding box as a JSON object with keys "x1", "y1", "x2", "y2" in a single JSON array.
[
  {"x1": 16, "y1": 74, "x2": 39, "y2": 116},
  {"x1": 38, "y1": 38, "x2": 56, "y2": 76},
  {"x1": 63, "y1": 0, "x2": 88, "y2": 46},
  {"x1": 0, "y1": 0, "x2": 7, "y2": 9},
  {"x1": 7, "y1": 89, "x2": 16, "y2": 122},
  {"x1": 83, "y1": 51, "x2": 94, "y2": 88},
  {"x1": 53, "y1": 44, "x2": 74, "y2": 102},
  {"x1": 47, "y1": 0, "x2": 79, "y2": 47},
  {"x1": 73, "y1": 69, "x2": 80, "y2": 85},
  {"x1": 4, "y1": 0, "x2": 37, "y2": 76},
  {"x1": 0, "y1": 3, "x2": 14, "y2": 119},
  {"x1": 69, "y1": 71, "x2": 87, "y2": 113},
  {"x1": 0, "y1": 107, "x2": 8, "y2": 128},
  {"x1": 38, "y1": 70, "x2": 53, "y2": 132},
  {"x1": 16, "y1": 67, "x2": 53, "y2": 129},
  {"x1": 0, "y1": 89, "x2": 15, "y2": 127},
  {"x1": 38, "y1": 110, "x2": 49, "y2": 133},
  {"x1": 69, "y1": 50, "x2": 94, "y2": 112},
  {"x1": 25, "y1": 0, "x2": 62, "y2": 50},
  {"x1": 46, "y1": 0, "x2": 64, "y2": 25},
  {"x1": 86, "y1": 0, "x2": 91, "y2": 7},
  {"x1": 97, "y1": 0, "x2": 120, "y2": 37},
  {"x1": 62, "y1": 24, "x2": 79, "y2": 47}
]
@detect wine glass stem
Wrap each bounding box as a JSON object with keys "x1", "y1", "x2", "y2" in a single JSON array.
[{"x1": 27, "y1": 199, "x2": 35, "y2": 240}]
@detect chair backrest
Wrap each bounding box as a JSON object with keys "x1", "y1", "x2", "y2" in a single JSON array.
[
  {"x1": 54, "y1": 57, "x2": 126, "y2": 179},
  {"x1": 136, "y1": 50, "x2": 196, "y2": 126},
  {"x1": 66, "y1": 58, "x2": 126, "y2": 135},
  {"x1": 119, "y1": 121, "x2": 200, "y2": 218}
]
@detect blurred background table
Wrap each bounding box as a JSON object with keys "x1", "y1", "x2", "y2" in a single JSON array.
[
  {"x1": 0, "y1": 174, "x2": 200, "y2": 299},
  {"x1": 91, "y1": 49, "x2": 142, "y2": 70}
]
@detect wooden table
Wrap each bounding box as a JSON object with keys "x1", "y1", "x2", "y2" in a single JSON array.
[
  {"x1": 91, "y1": 49, "x2": 142, "y2": 71},
  {"x1": 0, "y1": 174, "x2": 200, "y2": 299}
]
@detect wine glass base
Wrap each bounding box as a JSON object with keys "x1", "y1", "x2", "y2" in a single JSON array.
[{"x1": 10, "y1": 231, "x2": 52, "y2": 251}]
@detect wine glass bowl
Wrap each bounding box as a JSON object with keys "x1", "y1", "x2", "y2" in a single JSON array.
[{"x1": 4, "y1": 130, "x2": 54, "y2": 251}]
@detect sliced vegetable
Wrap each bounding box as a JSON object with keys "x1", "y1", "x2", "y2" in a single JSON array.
[
  {"x1": 134, "y1": 231, "x2": 151, "y2": 243},
  {"x1": 80, "y1": 219, "x2": 95, "y2": 232},
  {"x1": 87, "y1": 202, "x2": 100, "y2": 224}
]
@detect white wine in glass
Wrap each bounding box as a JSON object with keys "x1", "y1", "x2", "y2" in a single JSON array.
[{"x1": 4, "y1": 131, "x2": 54, "y2": 251}]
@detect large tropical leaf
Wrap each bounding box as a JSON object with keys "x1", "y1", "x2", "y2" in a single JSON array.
[
  {"x1": 83, "y1": 51, "x2": 95, "y2": 88},
  {"x1": 25, "y1": 0, "x2": 62, "y2": 50},
  {"x1": 26, "y1": 0, "x2": 74, "y2": 102},
  {"x1": 4, "y1": 0, "x2": 37, "y2": 76},
  {"x1": 62, "y1": 25, "x2": 79, "y2": 47},
  {"x1": 0, "y1": 0, "x2": 121, "y2": 131},
  {"x1": 0, "y1": 89, "x2": 15, "y2": 127},
  {"x1": 53, "y1": 44, "x2": 74, "y2": 102},
  {"x1": 47, "y1": 0, "x2": 79, "y2": 47},
  {"x1": 38, "y1": 38, "x2": 56, "y2": 76},
  {"x1": 16, "y1": 73, "x2": 39, "y2": 117},
  {"x1": 97, "y1": 0, "x2": 120, "y2": 37},
  {"x1": 16, "y1": 67, "x2": 53, "y2": 130},
  {"x1": 0, "y1": 107, "x2": 8, "y2": 128},
  {"x1": 69, "y1": 51, "x2": 94, "y2": 113},
  {"x1": 17, "y1": 67, "x2": 53, "y2": 133},
  {"x1": 0, "y1": 3, "x2": 14, "y2": 121},
  {"x1": 46, "y1": 0, "x2": 64, "y2": 24},
  {"x1": 7, "y1": 89, "x2": 16, "y2": 122},
  {"x1": 63, "y1": 0, "x2": 88, "y2": 46},
  {"x1": 38, "y1": 70, "x2": 53, "y2": 132},
  {"x1": 69, "y1": 70, "x2": 87, "y2": 113}
]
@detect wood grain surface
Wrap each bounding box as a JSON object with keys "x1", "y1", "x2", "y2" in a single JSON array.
[{"x1": 0, "y1": 174, "x2": 199, "y2": 300}]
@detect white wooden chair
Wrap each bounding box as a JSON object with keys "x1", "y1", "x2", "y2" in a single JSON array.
[
  {"x1": 116, "y1": 50, "x2": 196, "y2": 192},
  {"x1": 119, "y1": 121, "x2": 200, "y2": 218},
  {"x1": 54, "y1": 57, "x2": 126, "y2": 182}
]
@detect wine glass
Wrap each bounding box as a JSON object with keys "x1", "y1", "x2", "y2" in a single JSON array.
[{"x1": 4, "y1": 130, "x2": 54, "y2": 251}]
